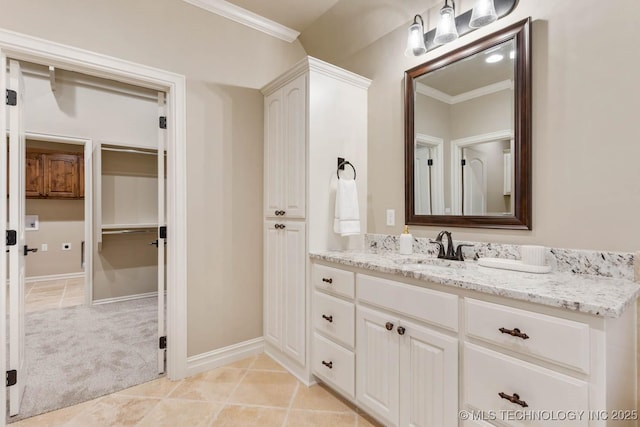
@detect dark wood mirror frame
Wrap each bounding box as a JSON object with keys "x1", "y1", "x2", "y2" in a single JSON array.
[{"x1": 405, "y1": 18, "x2": 531, "y2": 229}]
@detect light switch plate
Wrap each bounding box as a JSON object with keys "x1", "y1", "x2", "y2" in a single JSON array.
[{"x1": 386, "y1": 209, "x2": 395, "y2": 226}]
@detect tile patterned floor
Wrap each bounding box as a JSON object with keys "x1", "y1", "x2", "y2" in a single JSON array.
[
  {"x1": 11, "y1": 353, "x2": 382, "y2": 427},
  {"x1": 24, "y1": 277, "x2": 85, "y2": 313}
]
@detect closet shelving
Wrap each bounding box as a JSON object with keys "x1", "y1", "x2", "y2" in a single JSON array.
[{"x1": 96, "y1": 143, "x2": 160, "y2": 247}]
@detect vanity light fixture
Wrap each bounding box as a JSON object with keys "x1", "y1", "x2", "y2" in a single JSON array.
[
  {"x1": 469, "y1": 0, "x2": 498, "y2": 28},
  {"x1": 434, "y1": 0, "x2": 458, "y2": 45},
  {"x1": 404, "y1": 0, "x2": 517, "y2": 56},
  {"x1": 405, "y1": 15, "x2": 428, "y2": 56}
]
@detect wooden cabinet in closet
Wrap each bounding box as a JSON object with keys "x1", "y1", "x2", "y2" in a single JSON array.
[{"x1": 25, "y1": 149, "x2": 84, "y2": 199}]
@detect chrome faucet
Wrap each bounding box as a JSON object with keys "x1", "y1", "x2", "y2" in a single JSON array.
[{"x1": 430, "y1": 230, "x2": 473, "y2": 261}]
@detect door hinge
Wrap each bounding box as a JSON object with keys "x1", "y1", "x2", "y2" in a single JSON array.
[
  {"x1": 461, "y1": 159, "x2": 466, "y2": 166},
  {"x1": 6, "y1": 89, "x2": 17, "y2": 106},
  {"x1": 159, "y1": 226, "x2": 167, "y2": 239},
  {"x1": 159, "y1": 116, "x2": 167, "y2": 129},
  {"x1": 6, "y1": 370, "x2": 16, "y2": 387},
  {"x1": 159, "y1": 336, "x2": 167, "y2": 349},
  {"x1": 6, "y1": 230, "x2": 17, "y2": 246}
]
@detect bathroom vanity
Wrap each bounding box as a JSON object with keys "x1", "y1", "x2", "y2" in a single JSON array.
[{"x1": 309, "y1": 250, "x2": 639, "y2": 427}]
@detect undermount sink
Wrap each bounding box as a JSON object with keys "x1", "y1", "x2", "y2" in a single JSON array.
[{"x1": 398, "y1": 258, "x2": 469, "y2": 269}]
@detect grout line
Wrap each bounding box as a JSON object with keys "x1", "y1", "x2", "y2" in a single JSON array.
[
  {"x1": 206, "y1": 356, "x2": 256, "y2": 427},
  {"x1": 281, "y1": 378, "x2": 300, "y2": 427}
]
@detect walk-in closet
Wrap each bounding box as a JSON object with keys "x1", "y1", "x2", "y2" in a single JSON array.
[{"x1": 4, "y1": 58, "x2": 167, "y2": 422}]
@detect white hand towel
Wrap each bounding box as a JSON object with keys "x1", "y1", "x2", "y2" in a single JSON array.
[{"x1": 334, "y1": 178, "x2": 361, "y2": 236}]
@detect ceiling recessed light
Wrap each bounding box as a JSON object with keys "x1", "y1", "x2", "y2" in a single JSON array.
[{"x1": 485, "y1": 54, "x2": 504, "y2": 63}]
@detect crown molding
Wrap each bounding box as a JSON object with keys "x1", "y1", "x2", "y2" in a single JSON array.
[
  {"x1": 416, "y1": 79, "x2": 513, "y2": 105},
  {"x1": 183, "y1": 0, "x2": 300, "y2": 43}
]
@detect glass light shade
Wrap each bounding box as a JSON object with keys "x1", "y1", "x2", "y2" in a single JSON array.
[
  {"x1": 469, "y1": 0, "x2": 498, "y2": 28},
  {"x1": 405, "y1": 21, "x2": 427, "y2": 56},
  {"x1": 434, "y1": 5, "x2": 458, "y2": 45}
]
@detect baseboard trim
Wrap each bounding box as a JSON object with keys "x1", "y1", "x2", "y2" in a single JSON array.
[
  {"x1": 186, "y1": 337, "x2": 265, "y2": 377},
  {"x1": 25, "y1": 272, "x2": 85, "y2": 283},
  {"x1": 92, "y1": 292, "x2": 158, "y2": 305}
]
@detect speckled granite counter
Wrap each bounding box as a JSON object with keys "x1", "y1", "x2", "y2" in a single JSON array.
[{"x1": 309, "y1": 250, "x2": 640, "y2": 318}]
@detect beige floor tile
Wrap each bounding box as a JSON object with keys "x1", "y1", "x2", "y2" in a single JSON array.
[
  {"x1": 66, "y1": 277, "x2": 85, "y2": 286},
  {"x1": 286, "y1": 410, "x2": 357, "y2": 427},
  {"x1": 64, "y1": 395, "x2": 158, "y2": 427},
  {"x1": 169, "y1": 368, "x2": 246, "y2": 402},
  {"x1": 228, "y1": 371, "x2": 298, "y2": 407},
  {"x1": 251, "y1": 353, "x2": 286, "y2": 372},
  {"x1": 225, "y1": 355, "x2": 257, "y2": 369},
  {"x1": 10, "y1": 398, "x2": 100, "y2": 426},
  {"x1": 211, "y1": 405, "x2": 287, "y2": 427},
  {"x1": 117, "y1": 377, "x2": 180, "y2": 399},
  {"x1": 292, "y1": 384, "x2": 353, "y2": 413},
  {"x1": 60, "y1": 297, "x2": 84, "y2": 307},
  {"x1": 137, "y1": 399, "x2": 221, "y2": 427}
]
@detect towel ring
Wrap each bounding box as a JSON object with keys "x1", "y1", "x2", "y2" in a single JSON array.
[{"x1": 337, "y1": 161, "x2": 356, "y2": 180}]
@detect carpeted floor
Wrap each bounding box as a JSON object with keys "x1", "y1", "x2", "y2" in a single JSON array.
[{"x1": 8, "y1": 297, "x2": 160, "y2": 423}]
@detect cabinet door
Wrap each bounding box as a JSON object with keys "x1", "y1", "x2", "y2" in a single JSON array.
[
  {"x1": 78, "y1": 154, "x2": 84, "y2": 198},
  {"x1": 281, "y1": 221, "x2": 306, "y2": 365},
  {"x1": 356, "y1": 305, "x2": 400, "y2": 426},
  {"x1": 264, "y1": 221, "x2": 283, "y2": 348},
  {"x1": 399, "y1": 319, "x2": 458, "y2": 427},
  {"x1": 281, "y1": 74, "x2": 306, "y2": 219},
  {"x1": 264, "y1": 90, "x2": 284, "y2": 218},
  {"x1": 25, "y1": 152, "x2": 44, "y2": 198},
  {"x1": 44, "y1": 153, "x2": 78, "y2": 198}
]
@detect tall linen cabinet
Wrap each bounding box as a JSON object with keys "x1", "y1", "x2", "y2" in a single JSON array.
[{"x1": 262, "y1": 57, "x2": 370, "y2": 381}]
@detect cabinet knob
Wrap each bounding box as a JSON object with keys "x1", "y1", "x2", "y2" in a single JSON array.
[
  {"x1": 322, "y1": 314, "x2": 333, "y2": 323},
  {"x1": 274, "y1": 210, "x2": 280, "y2": 216},
  {"x1": 385, "y1": 322, "x2": 394, "y2": 331},
  {"x1": 499, "y1": 327, "x2": 530, "y2": 340},
  {"x1": 322, "y1": 360, "x2": 333, "y2": 369},
  {"x1": 274, "y1": 210, "x2": 286, "y2": 216},
  {"x1": 498, "y1": 392, "x2": 528, "y2": 408},
  {"x1": 397, "y1": 326, "x2": 406, "y2": 335},
  {"x1": 322, "y1": 278, "x2": 333, "y2": 284}
]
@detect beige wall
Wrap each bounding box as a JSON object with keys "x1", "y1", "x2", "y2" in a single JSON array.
[
  {"x1": 0, "y1": 0, "x2": 306, "y2": 356},
  {"x1": 25, "y1": 199, "x2": 84, "y2": 278},
  {"x1": 330, "y1": 0, "x2": 640, "y2": 252}
]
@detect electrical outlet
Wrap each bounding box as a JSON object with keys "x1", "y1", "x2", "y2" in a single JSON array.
[
  {"x1": 62, "y1": 243, "x2": 71, "y2": 251},
  {"x1": 386, "y1": 209, "x2": 395, "y2": 226},
  {"x1": 41, "y1": 243, "x2": 48, "y2": 252}
]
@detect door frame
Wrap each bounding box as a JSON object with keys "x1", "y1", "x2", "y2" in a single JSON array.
[
  {"x1": 22, "y1": 132, "x2": 94, "y2": 303},
  {"x1": 0, "y1": 27, "x2": 188, "y2": 406}
]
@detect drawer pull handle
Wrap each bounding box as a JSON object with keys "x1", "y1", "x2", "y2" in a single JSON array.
[
  {"x1": 499, "y1": 327, "x2": 530, "y2": 340},
  {"x1": 322, "y1": 314, "x2": 333, "y2": 323},
  {"x1": 385, "y1": 322, "x2": 394, "y2": 331},
  {"x1": 397, "y1": 326, "x2": 406, "y2": 335},
  {"x1": 499, "y1": 392, "x2": 528, "y2": 408},
  {"x1": 322, "y1": 278, "x2": 333, "y2": 284},
  {"x1": 322, "y1": 360, "x2": 333, "y2": 369}
]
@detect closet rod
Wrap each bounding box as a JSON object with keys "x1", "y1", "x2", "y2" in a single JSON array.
[
  {"x1": 102, "y1": 229, "x2": 156, "y2": 235},
  {"x1": 101, "y1": 146, "x2": 157, "y2": 156}
]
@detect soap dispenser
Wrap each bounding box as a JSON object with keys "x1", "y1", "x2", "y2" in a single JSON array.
[{"x1": 399, "y1": 225, "x2": 413, "y2": 255}]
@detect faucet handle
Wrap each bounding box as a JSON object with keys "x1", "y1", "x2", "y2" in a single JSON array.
[{"x1": 454, "y1": 244, "x2": 474, "y2": 261}]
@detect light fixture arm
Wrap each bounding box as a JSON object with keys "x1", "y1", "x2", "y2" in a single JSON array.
[
  {"x1": 412, "y1": 14, "x2": 424, "y2": 27},
  {"x1": 418, "y1": 0, "x2": 517, "y2": 54}
]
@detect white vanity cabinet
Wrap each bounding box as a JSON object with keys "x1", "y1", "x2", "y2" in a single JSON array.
[
  {"x1": 309, "y1": 259, "x2": 638, "y2": 427},
  {"x1": 356, "y1": 274, "x2": 459, "y2": 427},
  {"x1": 311, "y1": 264, "x2": 356, "y2": 398}
]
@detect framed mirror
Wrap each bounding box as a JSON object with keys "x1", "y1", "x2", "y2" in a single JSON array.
[{"x1": 405, "y1": 18, "x2": 531, "y2": 229}]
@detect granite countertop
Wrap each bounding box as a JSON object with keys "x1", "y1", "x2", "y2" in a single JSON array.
[{"x1": 309, "y1": 250, "x2": 640, "y2": 318}]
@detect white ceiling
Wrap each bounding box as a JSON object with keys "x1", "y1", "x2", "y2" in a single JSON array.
[{"x1": 226, "y1": 0, "x2": 341, "y2": 32}]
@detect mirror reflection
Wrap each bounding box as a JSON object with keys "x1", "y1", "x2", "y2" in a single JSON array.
[{"x1": 413, "y1": 39, "x2": 514, "y2": 216}]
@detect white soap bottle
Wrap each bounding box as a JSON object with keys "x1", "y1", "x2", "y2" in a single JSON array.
[{"x1": 399, "y1": 225, "x2": 413, "y2": 255}]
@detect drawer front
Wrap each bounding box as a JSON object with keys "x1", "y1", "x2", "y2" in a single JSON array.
[
  {"x1": 313, "y1": 264, "x2": 355, "y2": 299},
  {"x1": 464, "y1": 343, "x2": 589, "y2": 427},
  {"x1": 312, "y1": 333, "x2": 355, "y2": 399},
  {"x1": 465, "y1": 298, "x2": 590, "y2": 373},
  {"x1": 313, "y1": 291, "x2": 355, "y2": 348},
  {"x1": 357, "y1": 274, "x2": 458, "y2": 332}
]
